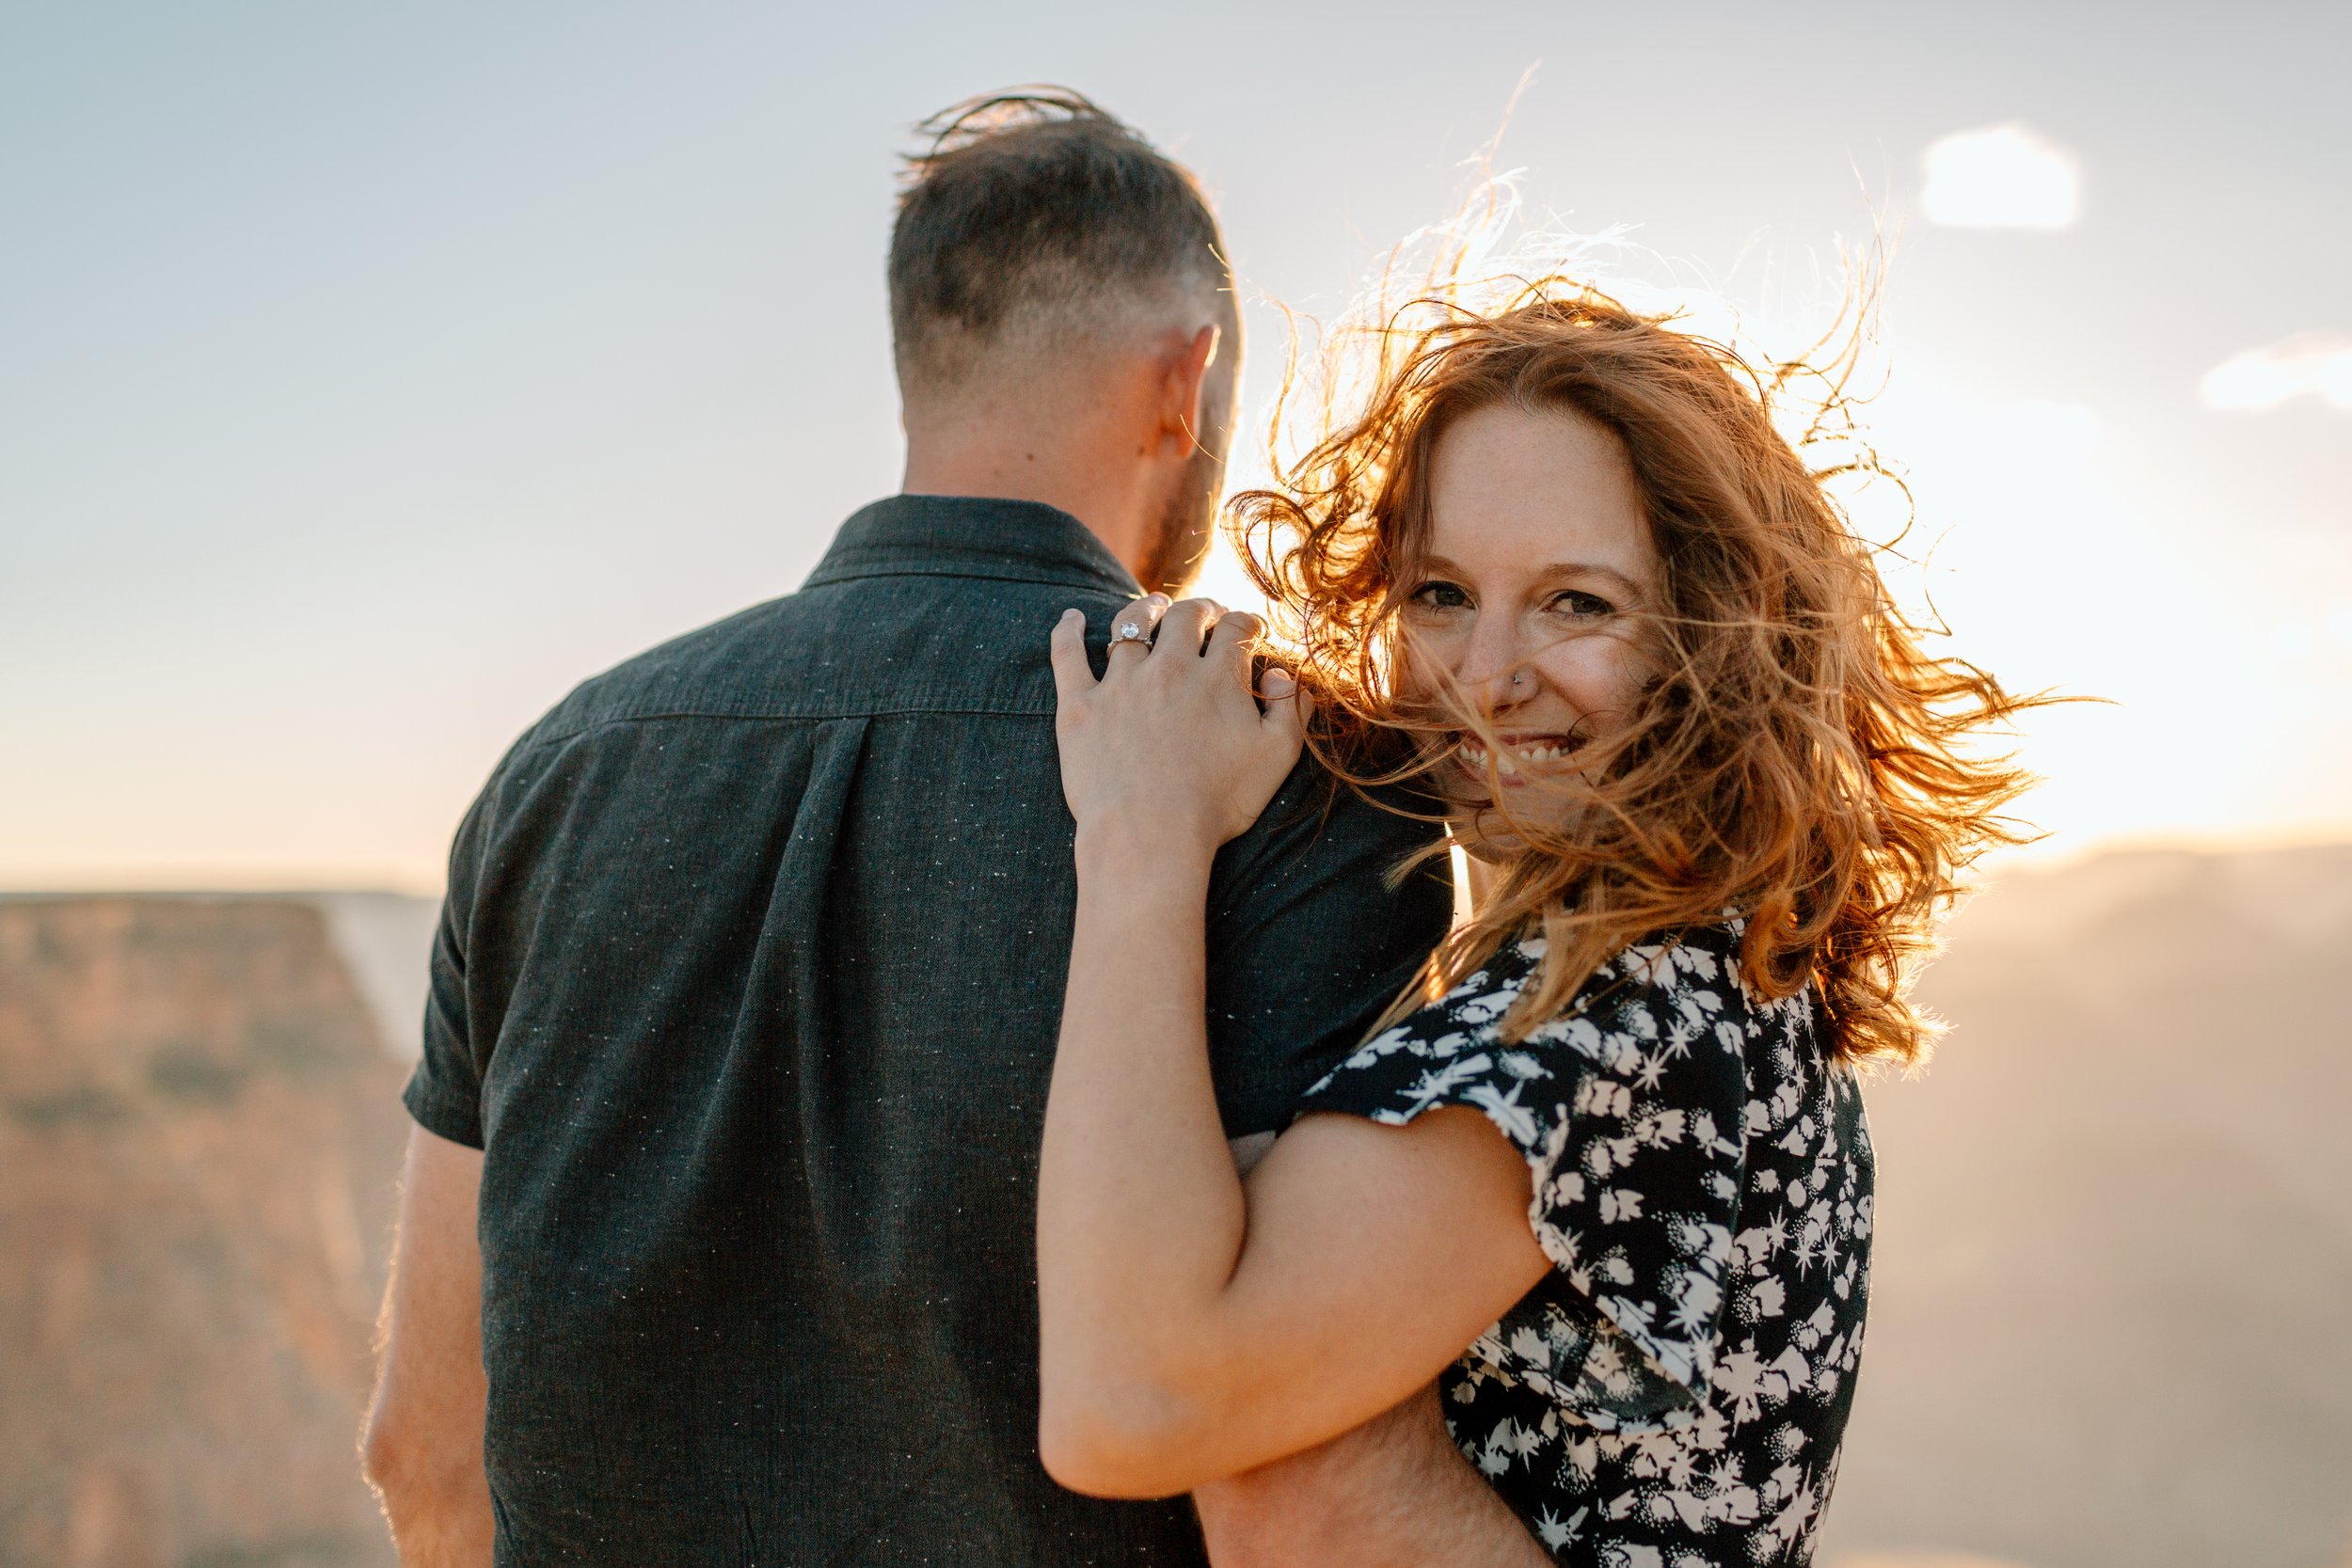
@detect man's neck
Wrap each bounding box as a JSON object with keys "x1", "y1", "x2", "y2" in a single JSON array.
[
  {"x1": 901, "y1": 442, "x2": 1150, "y2": 582},
  {"x1": 900, "y1": 374, "x2": 1159, "y2": 583}
]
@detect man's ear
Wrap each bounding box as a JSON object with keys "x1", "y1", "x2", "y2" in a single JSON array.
[{"x1": 1155, "y1": 324, "x2": 1222, "y2": 452}]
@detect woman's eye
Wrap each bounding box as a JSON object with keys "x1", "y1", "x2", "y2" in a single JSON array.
[
  {"x1": 1549, "y1": 590, "x2": 1615, "y2": 619},
  {"x1": 1411, "y1": 580, "x2": 1470, "y2": 610}
]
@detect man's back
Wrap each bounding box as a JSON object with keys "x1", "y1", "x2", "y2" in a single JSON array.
[{"x1": 403, "y1": 497, "x2": 1452, "y2": 1564}]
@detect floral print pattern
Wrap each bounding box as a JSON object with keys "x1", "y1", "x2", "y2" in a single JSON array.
[{"x1": 1299, "y1": 920, "x2": 1873, "y2": 1565}]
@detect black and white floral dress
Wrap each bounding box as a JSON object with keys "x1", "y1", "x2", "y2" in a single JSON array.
[{"x1": 1298, "y1": 919, "x2": 1873, "y2": 1566}]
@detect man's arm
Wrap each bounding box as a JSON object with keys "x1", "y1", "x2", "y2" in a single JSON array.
[
  {"x1": 1194, "y1": 1143, "x2": 1548, "y2": 1567},
  {"x1": 1193, "y1": 1386, "x2": 1549, "y2": 1568},
  {"x1": 360, "y1": 1126, "x2": 494, "y2": 1567}
]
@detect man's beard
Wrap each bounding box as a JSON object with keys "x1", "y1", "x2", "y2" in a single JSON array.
[{"x1": 1134, "y1": 439, "x2": 1227, "y2": 596}]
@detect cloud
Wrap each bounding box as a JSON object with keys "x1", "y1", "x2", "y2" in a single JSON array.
[
  {"x1": 1920, "y1": 123, "x2": 2081, "y2": 230},
  {"x1": 2200, "y1": 334, "x2": 2352, "y2": 413}
]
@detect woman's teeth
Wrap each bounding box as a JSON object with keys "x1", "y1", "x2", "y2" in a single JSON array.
[{"x1": 1458, "y1": 739, "x2": 1572, "y2": 774}]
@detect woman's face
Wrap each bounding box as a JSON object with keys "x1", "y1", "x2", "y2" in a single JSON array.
[{"x1": 1398, "y1": 401, "x2": 1661, "y2": 828}]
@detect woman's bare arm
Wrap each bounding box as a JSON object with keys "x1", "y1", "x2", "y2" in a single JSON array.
[{"x1": 1038, "y1": 601, "x2": 1549, "y2": 1499}]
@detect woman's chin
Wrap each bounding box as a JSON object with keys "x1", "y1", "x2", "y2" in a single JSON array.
[
  {"x1": 1455, "y1": 831, "x2": 1521, "y2": 863},
  {"x1": 1447, "y1": 795, "x2": 1581, "y2": 863},
  {"x1": 1449, "y1": 812, "x2": 1546, "y2": 863}
]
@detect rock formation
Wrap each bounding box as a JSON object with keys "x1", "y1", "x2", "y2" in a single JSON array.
[
  {"x1": 4, "y1": 847, "x2": 2347, "y2": 1567},
  {"x1": 1818, "y1": 844, "x2": 2352, "y2": 1568},
  {"x1": 0, "y1": 897, "x2": 407, "y2": 1568}
]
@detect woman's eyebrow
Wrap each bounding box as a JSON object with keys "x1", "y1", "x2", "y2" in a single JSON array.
[
  {"x1": 1536, "y1": 562, "x2": 1646, "y2": 597},
  {"x1": 1414, "y1": 555, "x2": 1647, "y2": 597}
]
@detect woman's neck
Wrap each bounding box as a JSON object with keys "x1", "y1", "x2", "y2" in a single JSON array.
[{"x1": 1454, "y1": 839, "x2": 1495, "y2": 928}]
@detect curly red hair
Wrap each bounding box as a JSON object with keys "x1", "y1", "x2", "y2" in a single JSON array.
[{"x1": 1235, "y1": 281, "x2": 2042, "y2": 1069}]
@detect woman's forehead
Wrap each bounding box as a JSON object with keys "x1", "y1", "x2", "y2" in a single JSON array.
[{"x1": 1422, "y1": 404, "x2": 1656, "y2": 585}]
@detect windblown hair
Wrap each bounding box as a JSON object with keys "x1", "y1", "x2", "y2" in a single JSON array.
[
  {"x1": 1237, "y1": 263, "x2": 2042, "y2": 1070},
  {"x1": 890, "y1": 88, "x2": 1228, "y2": 398}
]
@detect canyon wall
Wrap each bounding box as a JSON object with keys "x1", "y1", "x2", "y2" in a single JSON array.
[
  {"x1": 1819, "y1": 844, "x2": 2352, "y2": 1568},
  {"x1": 3, "y1": 847, "x2": 2347, "y2": 1567},
  {"x1": 0, "y1": 897, "x2": 407, "y2": 1568}
]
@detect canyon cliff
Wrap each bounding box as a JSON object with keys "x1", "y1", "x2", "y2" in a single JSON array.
[
  {"x1": 0, "y1": 897, "x2": 407, "y2": 1568},
  {"x1": 2, "y1": 847, "x2": 2347, "y2": 1568}
]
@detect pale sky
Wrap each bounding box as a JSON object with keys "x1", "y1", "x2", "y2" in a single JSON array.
[{"x1": 5, "y1": 0, "x2": 2346, "y2": 892}]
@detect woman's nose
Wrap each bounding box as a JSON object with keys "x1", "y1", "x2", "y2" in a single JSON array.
[{"x1": 1454, "y1": 621, "x2": 1530, "y2": 711}]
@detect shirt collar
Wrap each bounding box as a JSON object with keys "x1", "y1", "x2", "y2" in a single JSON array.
[{"x1": 804, "y1": 494, "x2": 1140, "y2": 597}]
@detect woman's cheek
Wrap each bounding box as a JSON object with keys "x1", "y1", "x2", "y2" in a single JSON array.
[
  {"x1": 1395, "y1": 626, "x2": 1465, "y2": 700},
  {"x1": 1543, "y1": 641, "x2": 1621, "y2": 713}
]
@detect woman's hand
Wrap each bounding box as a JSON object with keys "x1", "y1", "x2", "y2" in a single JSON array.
[{"x1": 1050, "y1": 597, "x2": 1307, "y2": 861}]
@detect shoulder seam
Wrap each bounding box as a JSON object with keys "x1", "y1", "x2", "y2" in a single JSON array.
[
  {"x1": 802, "y1": 567, "x2": 1136, "y2": 594},
  {"x1": 514, "y1": 705, "x2": 1053, "y2": 755}
]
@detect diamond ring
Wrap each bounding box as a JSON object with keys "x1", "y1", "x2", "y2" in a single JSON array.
[{"x1": 1114, "y1": 622, "x2": 1150, "y2": 643}]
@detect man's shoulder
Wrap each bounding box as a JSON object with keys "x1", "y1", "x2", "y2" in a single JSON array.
[
  {"x1": 1227, "y1": 724, "x2": 1450, "y2": 881},
  {"x1": 507, "y1": 572, "x2": 1136, "y2": 763},
  {"x1": 1217, "y1": 766, "x2": 1453, "y2": 937},
  {"x1": 519, "y1": 594, "x2": 807, "y2": 748},
  {"x1": 458, "y1": 596, "x2": 787, "y2": 774}
]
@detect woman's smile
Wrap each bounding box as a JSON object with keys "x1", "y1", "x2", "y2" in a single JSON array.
[{"x1": 1454, "y1": 732, "x2": 1581, "y2": 784}]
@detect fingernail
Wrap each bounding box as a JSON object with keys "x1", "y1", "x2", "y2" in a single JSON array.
[{"x1": 1059, "y1": 609, "x2": 1081, "y2": 623}]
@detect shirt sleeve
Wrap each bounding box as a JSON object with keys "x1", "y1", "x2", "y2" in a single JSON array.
[
  {"x1": 400, "y1": 787, "x2": 493, "y2": 1149},
  {"x1": 1197, "y1": 769, "x2": 1456, "y2": 1137},
  {"x1": 1298, "y1": 923, "x2": 1753, "y2": 1430}
]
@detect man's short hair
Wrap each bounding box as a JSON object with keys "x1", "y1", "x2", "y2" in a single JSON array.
[{"x1": 889, "y1": 89, "x2": 1229, "y2": 401}]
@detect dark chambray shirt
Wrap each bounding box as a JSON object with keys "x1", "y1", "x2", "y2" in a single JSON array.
[{"x1": 403, "y1": 496, "x2": 1454, "y2": 1567}]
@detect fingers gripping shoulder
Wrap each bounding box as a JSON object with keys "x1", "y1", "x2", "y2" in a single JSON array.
[{"x1": 1047, "y1": 599, "x2": 1308, "y2": 848}]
